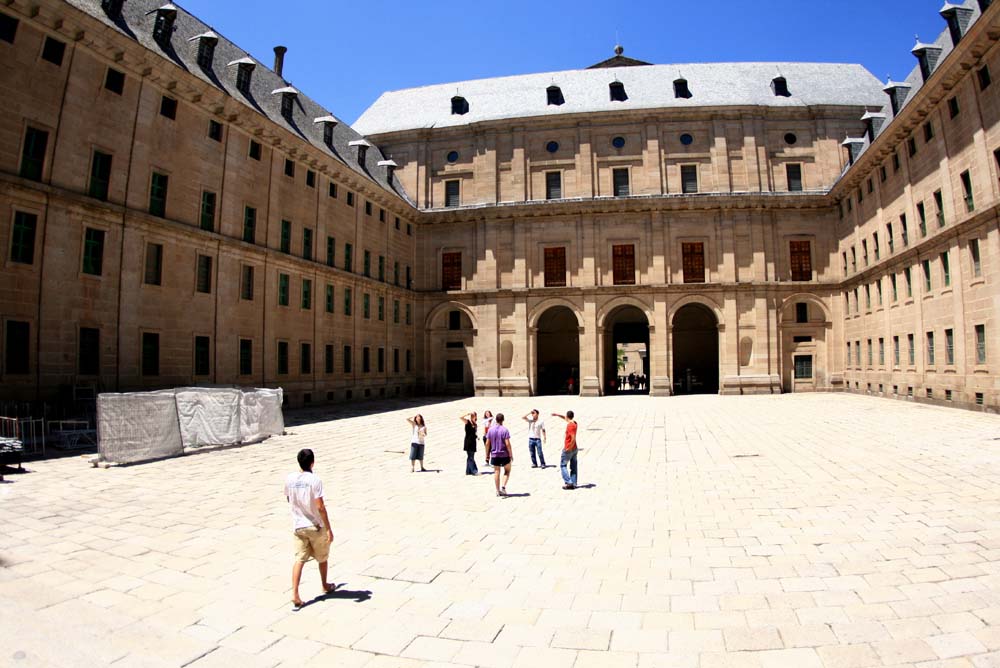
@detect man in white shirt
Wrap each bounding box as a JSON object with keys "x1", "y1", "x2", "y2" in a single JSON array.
[
  {"x1": 285, "y1": 448, "x2": 335, "y2": 609},
  {"x1": 522, "y1": 409, "x2": 547, "y2": 468}
]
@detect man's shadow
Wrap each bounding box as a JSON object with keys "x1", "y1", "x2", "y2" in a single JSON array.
[{"x1": 301, "y1": 584, "x2": 372, "y2": 609}]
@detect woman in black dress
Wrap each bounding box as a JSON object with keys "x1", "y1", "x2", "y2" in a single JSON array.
[{"x1": 460, "y1": 412, "x2": 478, "y2": 475}]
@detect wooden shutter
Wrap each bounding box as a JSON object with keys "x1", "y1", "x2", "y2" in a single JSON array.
[
  {"x1": 612, "y1": 245, "x2": 635, "y2": 285},
  {"x1": 682, "y1": 242, "x2": 705, "y2": 283},
  {"x1": 544, "y1": 247, "x2": 566, "y2": 287},
  {"x1": 789, "y1": 240, "x2": 812, "y2": 281},
  {"x1": 442, "y1": 251, "x2": 462, "y2": 290}
]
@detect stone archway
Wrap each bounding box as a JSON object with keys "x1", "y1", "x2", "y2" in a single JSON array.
[
  {"x1": 601, "y1": 305, "x2": 650, "y2": 395},
  {"x1": 535, "y1": 306, "x2": 580, "y2": 395},
  {"x1": 424, "y1": 302, "x2": 477, "y2": 395},
  {"x1": 672, "y1": 303, "x2": 719, "y2": 394}
]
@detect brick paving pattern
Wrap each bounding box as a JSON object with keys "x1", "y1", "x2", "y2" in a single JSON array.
[{"x1": 2, "y1": 393, "x2": 1000, "y2": 667}]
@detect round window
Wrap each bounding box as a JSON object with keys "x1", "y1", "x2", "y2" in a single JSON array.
[
  {"x1": 680, "y1": 133, "x2": 693, "y2": 146},
  {"x1": 446, "y1": 150, "x2": 459, "y2": 163},
  {"x1": 611, "y1": 136, "x2": 626, "y2": 149},
  {"x1": 784, "y1": 133, "x2": 797, "y2": 146},
  {"x1": 546, "y1": 141, "x2": 559, "y2": 154}
]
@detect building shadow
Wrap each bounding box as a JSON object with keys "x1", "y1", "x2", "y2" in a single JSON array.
[{"x1": 283, "y1": 396, "x2": 463, "y2": 427}]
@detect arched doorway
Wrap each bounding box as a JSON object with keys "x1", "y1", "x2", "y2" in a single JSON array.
[
  {"x1": 672, "y1": 303, "x2": 719, "y2": 394},
  {"x1": 602, "y1": 305, "x2": 650, "y2": 395},
  {"x1": 536, "y1": 306, "x2": 579, "y2": 395},
  {"x1": 425, "y1": 305, "x2": 476, "y2": 395}
]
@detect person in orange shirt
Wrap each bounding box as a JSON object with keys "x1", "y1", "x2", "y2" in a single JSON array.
[{"x1": 551, "y1": 410, "x2": 578, "y2": 490}]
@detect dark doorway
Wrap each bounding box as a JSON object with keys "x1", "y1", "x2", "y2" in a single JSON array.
[
  {"x1": 672, "y1": 303, "x2": 719, "y2": 394},
  {"x1": 602, "y1": 305, "x2": 650, "y2": 395},
  {"x1": 536, "y1": 306, "x2": 579, "y2": 395}
]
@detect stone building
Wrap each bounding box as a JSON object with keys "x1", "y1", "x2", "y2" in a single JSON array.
[{"x1": 1, "y1": 0, "x2": 998, "y2": 409}]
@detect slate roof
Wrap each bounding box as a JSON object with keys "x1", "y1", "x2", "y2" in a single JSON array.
[
  {"x1": 353, "y1": 62, "x2": 886, "y2": 136},
  {"x1": 63, "y1": 0, "x2": 408, "y2": 201}
]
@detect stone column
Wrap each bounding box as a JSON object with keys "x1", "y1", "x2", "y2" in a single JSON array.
[
  {"x1": 579, "y1": 298, "x2": 600, "y2": 396},
  {"x1": 649, "y1": 294, "x2": 671, "y2": 395}
]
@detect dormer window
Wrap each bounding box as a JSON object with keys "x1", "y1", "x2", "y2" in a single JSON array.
[
  {"x1": 314, "y1": 116, "x2": 338, "y2": 148},
  {"x1": 235, "y1": 62, "x2": 254, "y2": 94},
  {"x1": 101, "y1": 0, "x2": 125, "y2": 18},
  {"x1": 546, "y1": 86, "x2": 564, "y2": 106},
  {"x1": 151, "y1": 5, "x2": 177, "y2": 47},
  {"x1": 349, "y1": 139, "x2": 370, "y2": 164},
  {"x1": 771, "y1": 77, "x2": 790, "y2": 97},
  {"x1": 378, "y1": 159, "x2": 397, "y2": 183},
  {"x1": 609, "y1": 81, "x2": 627, "y2": 102},
  {"x1": 190, "y1": 32, "x2": 218, "y2": 70},
  {"x1": 673, "y1": 79, "x2": 691, "y2": 99},
  {"x1": 451, "y1": 96, "x2": 469, "y2": 115},
  {"x1": 271, "y1": 86, "x2": 299, "y2": 121}
]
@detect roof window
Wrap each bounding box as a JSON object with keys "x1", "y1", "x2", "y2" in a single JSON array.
[
  {"x1": 451, "y1": 96, "x2": 469, "y2": 115},
  {"x1": 191, "y1": 32, "x2": 218, "y2": 70},
  {"x1": 673, "y1": 79, "x2": 691, "y2": 99},
  {"x1": 150, "y1": 5, "x2": 177, "y2": 47},
  {"x1": 611, "y1": 136, "x2": 626, "y2": 149},
  {"x1": 941, "y1": 3, "x2": 974, "y2": 46},
  {"x1": 272, "y1": 86, "x2": 299, "y2": 121},
  {"x1": 378, "y1": 159, "x2": 397, "y2": 182},
  {"x1": 679, "y1": 134, "x2": 693, "y2": 146},
  {"x1": 446, "y1": 151, "x2": 459, "y2": 163},
  {"x1": 771, "y1": 77, "x2": 790, "y2": 97},
  {"x1": 546, "y1": 141, "x2": 559, "y2": 154},
  {"x1": 101, "y1": 0, "x2": 125, "y2": 19},
  {"x1": 609, "y1": 81, "x2": 627, "y2": 102},
  {"x1": 229, "y1": 57, "x2": 255, "y2": 94},
  {"x1": 349, "y1": 139, "x2": 371, "y2": 164},
  {"x1": 313, "y1": 116, "x2": 337, "y2": 147},
  {"x1": 912, "y1": 40, "x2": 943, "y2": 82},
  {"x1": 546, "y1": 85, "x2": 564, "y2": 106}
]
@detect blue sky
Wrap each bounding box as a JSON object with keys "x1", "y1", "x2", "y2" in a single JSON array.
[{"x1": 180, "y1": 0, "x2": 950, "y2": 125}]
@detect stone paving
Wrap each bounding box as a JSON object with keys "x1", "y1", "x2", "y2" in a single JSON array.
[{"x1": 3, "y1": 393, "x2": 1000, "y2": 667}]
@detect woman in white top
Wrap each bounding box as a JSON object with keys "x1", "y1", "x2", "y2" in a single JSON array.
[
  {"x1": 481, "y1": 410, "x2": 495, "y2": 469},
  {"x1": 407, "y1": 414, "x2": 428, "y2": 472}
]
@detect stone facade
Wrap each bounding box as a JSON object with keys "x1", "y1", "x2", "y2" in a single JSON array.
[{"x1": 1, "y1": 0, "x2": 998, "y2": 409}]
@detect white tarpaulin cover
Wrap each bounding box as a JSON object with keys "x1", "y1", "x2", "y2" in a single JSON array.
[
  {"x1": 97, "y1": 390, "x2": 183, "y2": 464},
  {"x1": 176, "y1": 387, "x2": 242, "y2": 448},
  {"x1": 97, "y1": 387, "x2": 284, "y2": 464},
  {"x1": 240, "y1": 388, "x2": 284, "y2": 443}
]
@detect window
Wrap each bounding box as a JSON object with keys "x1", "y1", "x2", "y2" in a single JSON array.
[
  {"x1": 4, "y1": 320, "x2": 30, "y2": 374},
  {"x1": 793, "y1": 356, "x2": 812, "y2": 379},
  {"x1": 248, "y1": 139, "x2": 262, "y2": 161},
  {"x1": 673, "y1": 78, "x2": 691, "y2": 98},
  {"x1": 344, "y1": 243, "x2": 353, "y2": 272},
  {"x1": 394, "y1": 261, "x2": 400, "y2": 286},
  {"x1": 393, "y1": 300, "x2": 400, "y2": 324},
  {"x1": 786, "y1": 164, "x2": 802, "y2": 192},
  {"x1": 343, "y1": 345, "x2": 353, "y2": 373},
  {"x1": 20, "y1": 127, "x2": 48, "y2": 181},
  {"x1": 887, "y1": 223, "x2": 894, "y2": 253},
  {"x1": 880, "y1": 166, "x2": 887, "y2": 183},
  {"x1": 949, "y1": 96, "x2": 960, "y2": 118},
  {"x1": 545, "y1": 171, "x2": 562, "y2": 200},
  {"x1": 284, "y1": 159, "x2": 295, "y2": 178},
  {"x1": 89, "y1": 151, "x2": 112, "y2": 201},
  {"x1": 152, "y1": 7, "x2": 175, "y2": 45},
  {"x1": 941, "y1": 252, "x2": 951, "y2": 287},
  {"x1": 451, "y1": 96, "x2": 469, "y2": 115},
  {"x1": 907, "y1": 137, "x2": 917, "y2": 157},
  {"x1": 41, "y1": 36, "x2": 65, "y2": 65},
  {"x1": 934, "y1": 190, "x2": 945, "y2": 227},
  {"x1": 406, "y1": 303, "x2": 412, "y2": 325},
  {"x1": 363, "y1": 250, "x2": 371, "y2": 277},
  {"x1": 612, "y1": 245, "x2": 635, "y2": 285},
  {"x1": 347, "y1": 191, "x2": 355, "y2": 206},
  {"x1": 280, "y1": 220, "x2": 291, "y2": 253},
  {"x1": 393, "y1": 348, "x2": 400, "y2": 374},
  {"x1": 448, "y1": 310, "x2": 462, "y2": 331},
  {"x1": 329, "y1": 183, "x2": 338, "y2": 199},
  {"x1": 446, "y1": 359, "x2": 464, "y2": 383},
  {"x1": 0, "y1": 11, "x2": 18, "y2": 43},
  {"x1": 378, "y1": 296, "x2": 385, "y2": 321},
  {"x1": 978, "y1": 65, "x2": 992, "y2": 90},
  {"x1": 363, "y1": 293, "x2": 370, "y2": 319},
  {"x1": 159, "y1": 96, "x2": 177, "y2": 120},
  {"x1": 344, "y1": 287, "x2": 352, "y2": 315},
  {"x1": 149, "y1": 172, "x2": 168, "y2": 217},
  {"x1": 300, "y1": 343, "x2": 311, "y2": 374},
  {"x1": 325, "y1": 285, "x2": 334, "y2": 313},
  {"x1": 922, "y1": 259, "x2": 932, "y2": 292},
  {"x1": 842, "y1": 251, "x2": 848, "y2": 275},
  {"x1": 278, "y1": 273, "x2": 289, "y2": 306},
  {"x1": 277, "y1": 341, "x2": 288, "y2": 375},
  {"x1": 445, "y1": 180, "x2": 460, "y2": 207},
  {"x1": 960, "y1": 170, "x2": 974, "y2": 212},
  {"x1": 301, "y1": 279, "x2": 311, "y2": 310},
  {"x1": 867, "y1": 178, "x2": 874, "y2": 194},
  {"x1": 864, "y1": 285, "x2": 871, "y2": 309},
  {"x1": 926, "y1": 331, "x2": 935, "y2": 366},
  {"x1": 204, "y1": 120, "x2": 223, "y2": 144},
  {"x1": 893, "y1": 152, "x2": 900, "y2": 172},
  {"x1": 794, "y1": 302, "x2": 808, "y2": 324},
  {"x1": 377, "y1": 348, "x2": 385, "y2": 373},
  {"x1": 141, "y1": 332, "x2": 159, "y2": 376},
  {"x1": 945, "y1": 329, "x2": 954, "y2": 365},
  {"x1": 306, "y1": 170, "x2": 315, "y2": 188},
  {"x1": 771, "y1": 77, "x2": 790, "y2": 97},
  {"x1": 976, "y1": 324, "x2": 987, "y2": 364},
  {"x1": 543, "y1": 247, "x2": 566, "y2": 287},
  {"x1": 407, "y1": 223, "x2": 413, "y2": 236},
  {"x1": 302, "y1": 228, "x2": 313, "y2": 260},
  {"x1": 682, "y1": 242, "x2": 705, "y2": 283},
  {"x1": 916, "y1": 203, "x2": 927, "y2": 238},
  {"x1": 10, "y1": 211, "x2": 37, "y2": 264},
  {"x1": 613, "y1": 168, "x2": 630, "y2": 197},
  {"x1": 379, "y1": 208, "x2": 385, "y2": 223},
  {"x1": 970, "y1": 238, "x2": 982, "y2": 277},
  {"x1": 378, "y1": 255, "x2": 385, "y2": 282},
  {"x1": 200, "y1": 191, "x2": 216, "y2": 232},
  {"x1": 241, "y1": 265, "x2": 254, "y2": 300},
  {"x1": 923, "y1": 122, "x2": 934, "y2": 142},
  {"x1": 326, "y1": 237, "x2": 335, "y2": 267},
  {"x1": 894, "y1": 336, "x2": 900, "y2": 366},
  {"x1": 904, "y1": 267, "x2": 913, "y2": 298},
  {"x1": 891, "y1": 274, "x2": 898, "y2": 302},
  {"x1": 362, "y1": 347, "x2": 371, "y2": 373},
  {"x1": 873, "y1": 234, "x2": 880, "y2": 261},
  {"x1": 243, "y1": 206, "x2": 256, "y2": 244},
  {"x1": 194, "y1": 336, "x2": 210, "y2": 376},
  {"x1": 546, "y1": 85, "x2": 564, "y2": 105},
  {"x1": 196, "y1": 255, "x2": 212, "y2": 293},
  {"x1": 851, "y1": 247, "x2": 856, "y2": 271},
  {"x1": 325, "y1": 345, "x2": 334, "y2": 374},
  {"x1": 144, "y1": 243, "x2": 162, "y2": 285},
  {"x1": 789, "y1": 240, "x2": 812, "y2": 281},
  {"x1": 82, "y1": 228, "x2": 105, "y2": 276},
  {"x1": 104, "y1": 67, "x2": 125, "y2": 94},
  {"x1": 236, "y1": 62, "x2": 253, "y2": 94},
  {"x1": 365, "y1": 201, "x2": 373, "y2": 216},
  {"x1": 908, "y1": 334, "x2": 915, "y2": 365},
  {"x1": 609, "y1": 81, "x2": 627, "y2": 101},
  {"x1": 406, "y1": 265, "x2": 412, "y2": 289},
  {"x1": 879, "y1": 338, "x2": 885, "y2": 366},
  {"x1": 867, "y1": 339, "x2": 873, "y2": 367},
  {"x1": 239, "y1": 339, "x2": 253, "y2": 375},
  {"x1": 681, "y1": 165, "x2": 699, "y2": 194},
  {"x1": 79, "y1": 327, "x2": 100, "y2": 376},
  {"x1": 196, "y1": 37, "x2": 215, "y2": 69},
  {"x1": 442, "y1": 251, "x2": 462, "y2": 290},
  {"x1": 406, "y1": 349, "x2": 413, "y2": 372}
]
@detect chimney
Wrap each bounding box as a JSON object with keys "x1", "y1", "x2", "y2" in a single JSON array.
[
  {"x1": 912, "y1": 40, "x2": 944, "y2": 82},
  {"x1": 883, "y1": 80, "x2": 913, "y2": 116},
  {"x1": 273, "y1": 45, "x2": 287, "y2": 78},
  {"x1": 861, "y1": 111, "x2": 887, "y2": 141},
  {"x1": 842, "y1": 137, "x2": 866, "y2": 166},
  {"x1": 940, "y1": 3, "x2": 975, "y2": 46}
]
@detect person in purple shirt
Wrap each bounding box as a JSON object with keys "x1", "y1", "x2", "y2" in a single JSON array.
[{"x1": 486, "y1": 413, "x2": 513, "y2": 497}]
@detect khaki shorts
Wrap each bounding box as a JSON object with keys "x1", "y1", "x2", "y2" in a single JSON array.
[{"x1": 293, "y1": 526, "x2": 330, "y2": 563}]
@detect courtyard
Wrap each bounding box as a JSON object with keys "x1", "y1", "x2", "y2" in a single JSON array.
[{"x1": 2, "y1": 393, "x2": 1000, "y2": 668}]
